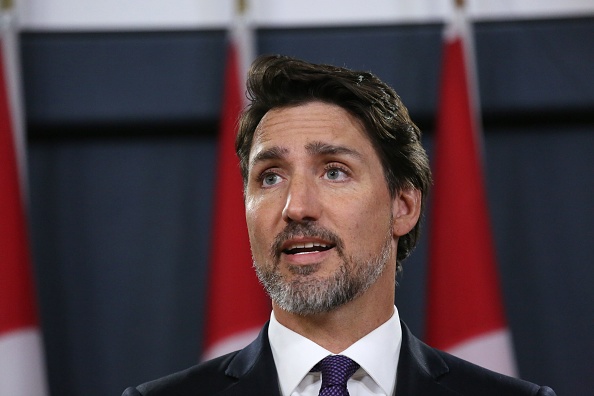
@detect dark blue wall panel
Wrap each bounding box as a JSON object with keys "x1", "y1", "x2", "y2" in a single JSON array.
[{"x1": 22, "y1": 18, "x2": 594, "y2": 396}]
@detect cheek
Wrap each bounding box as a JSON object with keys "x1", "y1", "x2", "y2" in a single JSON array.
[
  {"x1": 246, "y1": 187, "x2": 286, "y2": 227},
  {"x1": 347, "y1": 194, "x2": 393, "y2": 238},
  {"x1": 245, "y1": 196, "x2": 276, "y2": 256},
  {"x1": 245, "y1": 192, "x2": 267, "y2": 227}
]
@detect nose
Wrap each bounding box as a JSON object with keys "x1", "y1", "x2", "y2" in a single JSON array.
[{"x1": 281, "y1": 175, "x2": 321, "y2": 223}]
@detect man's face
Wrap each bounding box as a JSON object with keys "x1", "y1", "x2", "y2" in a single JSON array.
[{"x1": 245, "y1": 101, "x2": 398, "y2": 315}]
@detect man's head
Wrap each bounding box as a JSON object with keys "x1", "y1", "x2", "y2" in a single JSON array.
[{"x1": 236, "y1": 55, "x2": 432, "y2": 268}]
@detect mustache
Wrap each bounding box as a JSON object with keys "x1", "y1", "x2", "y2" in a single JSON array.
[{"x1": 271, "y1": 221, "x2": 344, "y2": 260}]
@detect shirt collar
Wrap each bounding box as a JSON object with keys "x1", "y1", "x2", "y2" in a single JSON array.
[
  {"x1": 268, "y1": 306, "x2": 402, "y2": 396},
  {"x1": 269, "y1": 312, "x2": 330, "y2": 396}
]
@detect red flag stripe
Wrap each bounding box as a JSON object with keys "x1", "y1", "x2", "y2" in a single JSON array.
[
  {"x1": 0, "y1": 40, "x2": 38, "y2": 337},
  {"x1": 425, "y1": 7, "x2": 514, "y2": 374},
  {"x1": 202, "y1": 7, "x2": 270, "y2": 358},
  {"x1": 0, "y1": 6, "x2": 49, "y2": 394}
]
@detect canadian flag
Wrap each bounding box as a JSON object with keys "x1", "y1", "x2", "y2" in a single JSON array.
[
  {"x1": 425, "y1": 4, "x2": 517, "y2": 376},
  {"x1": 202, "y1": 1, "x2": 270, "y2": 360},
  {"x1": 0, "y1": 3, "x2": 49, "y2": 395}
]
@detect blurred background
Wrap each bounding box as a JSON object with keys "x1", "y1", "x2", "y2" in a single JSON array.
[{"x1": 6, "y1": 0, "x2": 594, "y2": 395}]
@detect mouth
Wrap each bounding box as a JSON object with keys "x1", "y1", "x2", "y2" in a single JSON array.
[
  {"x1": 272, "y1": 222, "x2": 342, "y2": 265},
  {"x1": 282, "y1": 241, "x2": 335, "y2": 256}
]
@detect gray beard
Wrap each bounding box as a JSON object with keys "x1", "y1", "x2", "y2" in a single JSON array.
[{"x1": 254, "y1": 226, "x2": 393, "y2": 316}]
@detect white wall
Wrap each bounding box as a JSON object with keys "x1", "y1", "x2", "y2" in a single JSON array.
[{"x1": 16, "y1": 0, "x2": 594, "y2": 31}]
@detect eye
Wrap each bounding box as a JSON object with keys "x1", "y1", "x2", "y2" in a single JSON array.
[
  {"x1": 260, "y1": 172, "x2": 282, "y2": 187},
  {"x1": 323, "y1": 165, "x2": 349, "y2": 181}
]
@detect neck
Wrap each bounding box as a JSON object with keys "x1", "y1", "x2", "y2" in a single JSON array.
[{"x1": 272, "y1": 265, "x2": 396, "y2": 353}]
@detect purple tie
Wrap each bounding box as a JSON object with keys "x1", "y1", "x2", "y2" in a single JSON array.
[{"x1": 312, "y1": 355, "x2": 360, "y2": 396}]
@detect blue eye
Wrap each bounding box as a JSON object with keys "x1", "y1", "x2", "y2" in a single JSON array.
[
  {"x1": 324, "y1": 167, "x2": 348, "y2": 181},
  {"x1": 326, "y1": 169, "x2": 342, "y2": 180},
  {"x1": 262, "y1": 173, "x2": 281, "y2": 187}
]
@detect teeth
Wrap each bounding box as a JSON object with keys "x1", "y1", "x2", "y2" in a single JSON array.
[{"x1": 289, "y1": 242, "x2": 328, "y2": 249}]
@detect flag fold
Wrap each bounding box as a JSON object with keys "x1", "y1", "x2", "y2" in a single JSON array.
[
  {"x1": 425, "y1": 5, "x2": 517, "y2": 376},
  {"x1": 0, "y1": 3, "x2": 49, "y2": 394},
  {"x1": 202, "y1": 2, "x2": 270, "y2": 360}
]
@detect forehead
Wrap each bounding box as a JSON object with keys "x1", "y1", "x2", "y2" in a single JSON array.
[{"x1": 250, "y1": 102, "x2": 374, "y2": 156}]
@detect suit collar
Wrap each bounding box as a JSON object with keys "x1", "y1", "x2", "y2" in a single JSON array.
[
  {"x1": 218, "y1": 322, "x2": 281, "y2": 396},
  {"x1": 396, "y1": 321, "x2": 460, "y2": 395},
  {"x1": 217, "y1": 321, "x2": 458, "y2": 396}
]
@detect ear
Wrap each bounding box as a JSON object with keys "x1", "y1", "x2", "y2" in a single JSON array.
[{"x1": 392, "y1": 187, "x2": 422, "y2": 237}]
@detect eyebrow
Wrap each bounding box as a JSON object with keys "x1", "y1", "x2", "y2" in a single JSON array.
[
  {"x1": 305, "y1": 141, "x2": 363, "y2": 159},
  {"x1": 250, "y1": 146, "x2": 289, "y2": 168},
  {"x1": 249, "y1": 141, "x2": 363, "y2": 169}
]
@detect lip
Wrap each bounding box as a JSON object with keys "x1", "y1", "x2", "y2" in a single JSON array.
[
  {"x1": 283, "y1": 248, "x2": 333, "y2": 266},
  {"x1": 280, "y1": 237, "x2": 333, "y2": 251},
  {"x1": 280, "y1": 237, "x2": 335, "y2": 265}
]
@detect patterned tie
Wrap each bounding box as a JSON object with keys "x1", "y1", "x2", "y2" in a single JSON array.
[{"x1": 312, "y1": 355, "x2": 360, "y2": 396}]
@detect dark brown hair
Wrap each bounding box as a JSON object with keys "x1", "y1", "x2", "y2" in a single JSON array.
[{"x1": 236, "y1": 55, "x2": 432, "y2": 267}]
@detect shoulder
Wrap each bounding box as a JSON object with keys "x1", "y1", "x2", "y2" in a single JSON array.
[
  {"x1": 121, "y1": 323, "x2": 276, "y2": 396},
  {"x1": 398, "y1": 322, "x2": 556, "y2": 396},
  {"x1": 122, "y1": 352, "x2": 239, "y2": 396},
  {"x1": 435, "y1": 349, "x2": 556, "y2": 396}
]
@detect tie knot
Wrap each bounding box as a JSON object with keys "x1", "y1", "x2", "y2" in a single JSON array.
[{"x1": 313, "y1": 355, "x2": 360, "y2": 395}]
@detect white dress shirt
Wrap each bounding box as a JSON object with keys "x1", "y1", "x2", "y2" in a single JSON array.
[{"x1": 268, "y1": 306, "x2": 402, "y2": 396}]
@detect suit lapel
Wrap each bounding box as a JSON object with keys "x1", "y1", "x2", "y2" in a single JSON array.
[
  {"x1": 217, "y1": 323, "x2": 281, "y2": 396},
  {"x1": 213, "y1": 321, "x2": 459, "y2": 396},
  {"x1": 396, "y1": 322, "x2": 459, "y2": 396}
]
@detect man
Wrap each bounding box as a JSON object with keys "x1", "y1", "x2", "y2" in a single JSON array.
[{"x1": 122, "y1": 55, "x2": 556, "y2": 395}]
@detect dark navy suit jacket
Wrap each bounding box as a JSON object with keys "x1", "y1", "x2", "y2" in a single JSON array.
[{"x1": 122, "y1": 322, "x2": 556, "y2": 396}]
